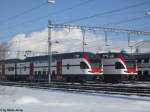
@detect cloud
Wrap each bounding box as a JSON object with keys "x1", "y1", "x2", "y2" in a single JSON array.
[{"x1": 7, "y1": 27, "x2": 139, "y2": 59}]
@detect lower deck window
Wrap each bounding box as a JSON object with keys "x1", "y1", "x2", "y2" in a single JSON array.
[
  {"x1": 138, "y1": 71, "x2": 142, "y2": 75},
  {"x1": 143, "y1": 59, "x2": 149, "y2": 63},
  {"x1": 34, "y1": 71, "x2": 37, "y2": 75},
  {"x1": 143, "y1": 70, "x2": 149, "y2": 75},
  {"x1": 67, "y1": 64, "x2": 70, "y2": 70},
  {"x1": 43, "y1": 71, "x2": 46, "y2": 75},
  {"x1": 38, "y1": 71, "x2": 41, "y2": 75}
]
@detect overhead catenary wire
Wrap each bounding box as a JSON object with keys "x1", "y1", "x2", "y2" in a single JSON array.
[
  {"x1": 51, "y1": 0, "x2": 94, "y2": 16},
  {"x1": 103, "y1": 15, "x2": 150, "y2": 26},
  {"x1": 59, "y1": 0, "x2": 150, "y2": 24},
  {"x1": 51, "y1": 24, "x2": 150, "y2": 35},
  {"x1": 0, "y1": 0, "x2": 95, "y2": 32},
  {"x1": 0, "y1": 0, "x2": 149, "y2": 32},
  {"x1": 0, "y1": 1, "x2": 47, "y2": 25}
]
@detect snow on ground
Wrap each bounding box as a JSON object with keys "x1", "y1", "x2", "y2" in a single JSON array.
[{"x1": 0, "y1": 85, "x2": 150, "y2": 112}]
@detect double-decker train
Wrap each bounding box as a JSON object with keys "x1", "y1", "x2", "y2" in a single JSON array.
[
  {"x1": 97, "y1": 52, "x2": 138, "y2": 82},
  {"x1": 134, "y1": 53, "x2": 150, "y2": 81},
  {"x1": 0, "y1": 52, "x2": 103, "y2": 82},
  {"x1": 0, "y1": 51, "x2": 139, "y2": 83}
]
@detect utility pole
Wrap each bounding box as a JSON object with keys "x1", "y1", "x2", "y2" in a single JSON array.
[
  {"x1": 47, "y1": 0, "x2": 55, "y2": 83},
  {"x1": 48, "y1": 20, "x2": 52, "y2": 83},
  {"x1": 82, "y1": 29, "x2": 86, "y2": 53},
  {"x1": 104, "y1": 31, "x2": 109, "y2": 52},
  {"x1": 128, "y1": 33, "x2": 133, "y2": 54}
]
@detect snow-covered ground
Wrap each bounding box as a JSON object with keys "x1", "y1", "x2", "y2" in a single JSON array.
[{"x1": 0, "y1": 85, "x2": 150, "y2": 112}]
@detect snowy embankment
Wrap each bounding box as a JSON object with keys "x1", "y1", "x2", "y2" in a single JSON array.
[{"x1": 0, "y1": 85, "x2": 150, "y2": 112}]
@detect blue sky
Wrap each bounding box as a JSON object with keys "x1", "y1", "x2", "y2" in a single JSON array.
[{"x1": 0, "y1": 0, "x2": 150, "y2": 42}]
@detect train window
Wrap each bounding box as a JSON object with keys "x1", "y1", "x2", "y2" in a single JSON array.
[
  {"x1": 43, "y1": 71, "x2": 46, "y2": 75},
  {"x1": 115, "y1": 62, "x2": 125, "y2": 69},
  {"x1": 34, "y1": 71, "x2": 37, "y2": 75},
  {"x1": 74, "y1": 54, "x2": 80, "y2": 58},
  {"x1": 143, "y1": 70, "x2": 149, "y2": 76},
  {"x1": 24, "y1": 66, "x2": 27, "y2": 71},
  {"x1": 143, "y1": 59, "x2": 149, "y2": 63},
  {"x1": 8, "y1": 67, "x2": 14, "y2": 71},
  {"x1": 80, "y1": 62, "x2": 89, "y2": 69},
  {"x1": 67, "y1": 64, "x2": 70, "y2": 70},
  {"x1": 138, "y1": 71, "x2": 142, "y2": 75},
  {"x1": 38, "y1": 71, "x2": 41, "y2": 75},
  {"x1": 103, "y1": 55, "x2": 108, "y2": 59},
  {"x1": 52, "y1": 70, "x2": 55, "y2": 75},
  {"x1": 137, "y1": 59, "x2": 142, "y2": 63}
]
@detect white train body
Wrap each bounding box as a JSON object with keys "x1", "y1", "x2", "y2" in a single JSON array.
[
  {"x1": 0, "y1": 52, "x2": 103, "y2": 82},
  {"x1": 98, "y1": 52, "x2": 137, "y2": 82},
  {"x1": 134, "y1": 53, "x2": 150, "y2": 81},
  {"x1": 102, "y1": 58, "x2": 128, "y2": 75}
]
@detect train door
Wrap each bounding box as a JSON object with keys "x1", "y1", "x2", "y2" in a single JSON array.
[
  {"x1": 29, "y1": 63, "x2": 34, "y2": 81},
  {"x1": 56, "y1": 60, "x2": 62, "y2": 81},
  {"x1": 2, "y1": 64, "x2": 5, "y2": 80}
]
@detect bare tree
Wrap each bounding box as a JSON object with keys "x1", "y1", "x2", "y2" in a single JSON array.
[{"x1": 0, "y1": 42, "x2": 9, "y2": 60}]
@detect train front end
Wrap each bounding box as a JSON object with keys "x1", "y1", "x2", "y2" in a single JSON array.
[
  {"x1": 82, "y1": 52, "x2": 103, "y2": 81},
  {"x1": 99, "y1": 52, "x2": 137, "y2": 82},
  {"x1": 124, "y1": 56, "x2": 138, "y2": 80},
  {"x1": 114, "y1": 53, "x2": 138, "y2": 81}
]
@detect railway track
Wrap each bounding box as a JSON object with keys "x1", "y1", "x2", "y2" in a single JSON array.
[{"x1": 0, "y1": 81, "x2": 150, "y2": 97}]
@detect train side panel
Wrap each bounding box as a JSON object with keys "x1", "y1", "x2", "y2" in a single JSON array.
[{"x1": 16, "y1": 62, "x2": 30, "y2": 81}]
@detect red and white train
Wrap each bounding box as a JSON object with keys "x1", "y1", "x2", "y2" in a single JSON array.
[
  {"x1": 0, "y1": 52, "x2": 138, "y2": 83},
  {"x1": 0, "y1": 52, "x2": 103, "y2": 82},
  {"x1": 97, "y1": 52, "x2": 138, "y2": 82}
]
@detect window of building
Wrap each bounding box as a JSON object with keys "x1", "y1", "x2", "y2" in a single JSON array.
[
  {"x1": 143, "y1": 58, "x2": 149, "y2": 63},
  {"x1": 115, "y1": 62, "x2": 125, "y2": 69},
  {"x1": 80, "y1": 62, "x2": 89, "y2": 69}
]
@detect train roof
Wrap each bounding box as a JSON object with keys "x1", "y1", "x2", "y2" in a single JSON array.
[
  {"x1": 0, "y1": 59, "x2": 22, "y2": 63},
  {"x1": 133, "y1": 53, "x2": 150, "y2": 59},
  {"x1": 97, "y1": 52, "x2": 135, "y2": 60},
  {"x1": 25, "y1": 52, "x2": 95, "y2": 61}
]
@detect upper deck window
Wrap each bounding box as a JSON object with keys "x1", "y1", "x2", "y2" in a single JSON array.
[
  {"x1": 143, "y1": 58, "x2": 149, "y2": 63},
  {"x1": 8, "y1": 67, "x2": 14, "y2": 71},
  {"x1": 137, "y1": 59, "x2": 142, "y2": 63}
]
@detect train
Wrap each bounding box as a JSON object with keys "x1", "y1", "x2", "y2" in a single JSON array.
[
  {"x1": 0, "y1": 52, "x2": 103, "y2": 82},
  {"x1": 133, "y1": 53, "x2": 150, "y2": 81},
  {"x1": 0, "y1": 51, "x2": 140, "y2": 83},
  {"x1": 97, "y1": 52, "x2": 138, "y2": 82}
]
